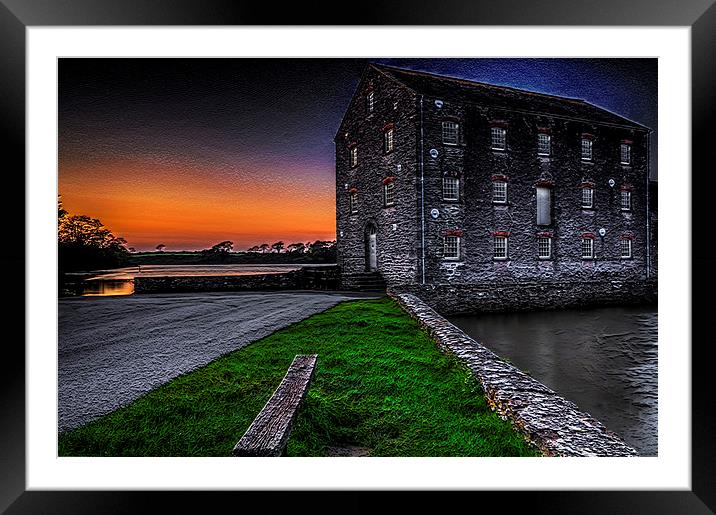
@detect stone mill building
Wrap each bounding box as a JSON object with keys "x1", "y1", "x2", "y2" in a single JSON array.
[{"x1": 335, "y1": 63, "x2": 656, "y2": 310}]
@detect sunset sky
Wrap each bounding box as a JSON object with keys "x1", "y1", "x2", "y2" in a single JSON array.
[{"x1": 59, "y1": 58, "x2": 656, "y2": 251}]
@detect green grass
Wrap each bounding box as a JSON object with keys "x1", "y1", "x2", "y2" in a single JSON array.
[{"x1": 58, "y1": 297, "x2": 541, "y2": 457}]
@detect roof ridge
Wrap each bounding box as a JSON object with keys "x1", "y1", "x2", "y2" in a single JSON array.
[{"x1": 370, "y1": 62, "x2": 587, "y2": 105}]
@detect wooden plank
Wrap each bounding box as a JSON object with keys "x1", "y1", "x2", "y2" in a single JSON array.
[{"x1": 232, "y1": 354, "x2": 318, "y2": 457}]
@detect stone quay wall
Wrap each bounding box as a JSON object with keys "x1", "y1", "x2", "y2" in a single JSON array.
[
  {"x1": 390, "y1": 291, "x2": 638, "y2": 457},
  {"x1": 390, "y1": 278, "x2": 656, "y2": 315},
  {"x1": 133, "y1": 266, "x2": 339, "y2": 294}
]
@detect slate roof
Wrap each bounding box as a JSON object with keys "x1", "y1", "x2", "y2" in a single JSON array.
[{"x1": 371, "y1": 63, "x2": 649, "y2": 130}]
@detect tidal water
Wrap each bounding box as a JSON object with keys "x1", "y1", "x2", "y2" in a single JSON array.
[
  {"x1": 450, "y1": 305, "x2": 658, "y2": 456},
  {"x1": 68, "y1": 264, "x2": 312, "y2": 296}
]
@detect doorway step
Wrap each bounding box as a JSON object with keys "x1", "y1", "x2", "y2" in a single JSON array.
[{"x1": 341, "y1": 272, "x2": 387, "y2": 292}]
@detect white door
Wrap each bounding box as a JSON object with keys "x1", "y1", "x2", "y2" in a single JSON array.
[{"x1": 367, "y1": 226, "x2": 377, "y2": 271}]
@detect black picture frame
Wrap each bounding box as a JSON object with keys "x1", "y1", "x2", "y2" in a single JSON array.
[{"x1": 2, "y1": 1, "x2": 713, "y2": 513}]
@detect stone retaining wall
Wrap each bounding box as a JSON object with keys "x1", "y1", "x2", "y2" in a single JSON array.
[
  {"x1": 133, "y1": 272, "x2": 300, "y2": 293},
  {"x1": 133, "y1": 266, "x2": 340, "y2": 294},
  {"x1": 391, "y1": 278, "x2": 656, "y2": 315},
  {"x1": 390, "y1": 291, "x2": 638, "y2": 457}
]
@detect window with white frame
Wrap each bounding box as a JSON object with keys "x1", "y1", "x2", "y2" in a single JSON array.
[
  {"x1": 620, "y1": 238, "x2": 632, "y2": 258},
  {"x1": 538, "y1": 237, "x2": 552, "y2": 259},
  {"x1": 581, "y1": 138, "x2": 593, "y2": 161},
  {"x1": 366, "y1": 91, "x2": 374, "y2": 113},
  {"x1": 620, "y1": 143, "x2": 631, "y2": 164},
  {"x1": 383, "y1": 181, "x2": 395, "y2": 206},
  {"x1": 491, "y1": 127, "x2": 507, "y2": 150},
  {"x1": 444, "y1": 236, "x2": 460, "y2": 259},
  {"x1": 442, "y1": 121, "x2": 459, "y2": 145},
  {"x1": 349, "y1": 146, "x2": 358, "y2": 167},
  {"x1": 582, "y1": 187, "x2": 594, "y2": 209},
  {"x1": 621, "y1": 190, "x2": 632, "y2": 211},
  {"x1": 349, "y1": 192, "x2": 358, "y2": 214},
  {"x1": 581, "y1": 237, "x2": 594, "y2": 259},
  {"x1": 537, "y1": 133, "x2": 551, "y2": 155},
  {"x1": 384, "y1": 128, "x2": 394, "y2": 153},
  {"x1": 443, "y1": 177, "x2": 460, "y2": 201},
  {"x1": 536, "y1": 186, "x2": 552, "y2": 225},
  {"x1": 493, "y1": 181, "x2": 507, "y2": 203},
  {"x1": 493, "y1": 235, "x2": 508, "y2": 259}
]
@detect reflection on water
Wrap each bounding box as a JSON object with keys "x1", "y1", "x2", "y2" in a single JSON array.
[
  {"x1": 450, "y1": 305, "x2": 658, "y2": 456},
  {"x1": 85, "y1": 264, "x2": 307, "y2": 280},
  {"x1": 70, "y1": 264, "x2": 320, "y2": 297},
  {"x1": 82, "y1": 279, "x2": 134, "y2": 296}
]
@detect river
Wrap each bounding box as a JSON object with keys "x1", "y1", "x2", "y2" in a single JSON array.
[
  {"x1": 65, "y1": 264, "x2": 326, "y2": 296},
  {"x1": 450, "y1": 305, "x2": 658, "y2": 456}
]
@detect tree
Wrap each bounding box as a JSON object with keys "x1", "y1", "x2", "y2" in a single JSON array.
[
  {"x1": 286, "y1": 242, "x2": 306, "y2": 254},
  {"x1": 259, "y1": 243, "x2": 270, "y2": 253},
  {"x1": 58, "y1": 206, "x2": 129, "y2": 272},
  {"x1": 306, "y1": 240, "x2": 337, "y2": 262},
  {"x1": 271, "y1": 241, "x2": 285, "y2": 253},
  {"x1": 58, "y1": 195, "x2": 68, "y2": 219},
  {"x1": 210, "y1": 240, "x2": 233, "y2": 253},
  {"x1": 247, "y1": 245, "x2": 260, "y2": 253},
  {"x1": 156, "y1": 244, "x2": 166, "y2": 252},
  {"x1": 307, "y1": 240, "x2": 329, "y2": 253}
]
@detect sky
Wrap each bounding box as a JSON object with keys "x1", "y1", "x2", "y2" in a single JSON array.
[{"x1": 58, "y1": 58, "x2": 657, "y2": 251}]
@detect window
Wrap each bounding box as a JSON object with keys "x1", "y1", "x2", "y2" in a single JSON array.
[
  {"x1": 383, "y1": 181, "x2": 395, "y2": 206},
  {"x1": 581, "y1": 138, "x2": 593, "y2": 161},
  {"x1": 581, "y1": 237, "x2": 594, "y2": 259},
  {"x1": 582, "y1": 188, "x2": 594, "y2": 209},
  {"x1": 349, "y1": 192, "x2": 358, "y2": 214},
  {"x1": 538, "y1": 237, "x2": 552, "y2": 259},
  {"x1": 444, "y1": 236, "x2": 460, "y2": 260},
  {"x1": 349, "y1": 146, "x2": 358, "y2": 168},
  {"x1": 620, "y1": 143, "x2": 632, "y2": 165},
  {"x1": 443, "y1": 177, "x2": 460, "y2": 201},
  {"x1": 384, "y1": 128, "x2": 394, "y2": 153},
  {"x1": 493, "y1": 181, "x2": 508, "y2": 204},
  {"x1": 536, "y1": 186, "x2": 552, "y2": 225},
  {"x1": 491, "y1": 127, "x2": 507, "y2": 150},
  {"x1": 442, "y1": 121, "x2": 459, "y2": 145},
  {"x1": 620, "y1": 238, "x2": 632, "y2": 259},
  {"x1": 621, "y1": 190, "x2": 632, "y2": 211},
  {"x1": 366, "y1": 91, "x2": 374, "y2": 113},
  {"x1": 493, "y1": 235, "x2": 508, "y2": 260},
  {"x1": 537, "y1": 133, "x2": 551, "y2": 155}
]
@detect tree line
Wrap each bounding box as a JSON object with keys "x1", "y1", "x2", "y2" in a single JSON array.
[
  {"x1": 58, "y1": 194, "x2": 337, "y2": 270},
  {"x1": 58, "y1": 196, "x2": 130, "y2": 273},
  {"x1": 245, "y1": 240, "x2": 336, "y2": 254}
]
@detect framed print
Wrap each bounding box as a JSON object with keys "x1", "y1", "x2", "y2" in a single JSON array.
[{"x1": 2, "y1": 0, "x2": 714, "y2": 512}]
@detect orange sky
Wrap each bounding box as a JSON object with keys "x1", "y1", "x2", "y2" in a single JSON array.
[{"x1": 59, "y1": 159, "x2": 336, "y2": 251}]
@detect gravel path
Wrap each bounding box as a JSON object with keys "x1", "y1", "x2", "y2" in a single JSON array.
[{"x1": 59, "y1": 291, "x2": 376, "y2": 432}]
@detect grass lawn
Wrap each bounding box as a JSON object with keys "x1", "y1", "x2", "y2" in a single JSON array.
[{"x1": 58, "y1": 297, "x2": 540, "y2": 457}]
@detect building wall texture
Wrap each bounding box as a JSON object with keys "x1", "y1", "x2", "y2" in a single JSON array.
[
  {"x1": 336, "y1": 64, "x2": 656, "y2": 297},
  {"x1": 335, "y1": 66, "x2": 421, "y2": 287}
]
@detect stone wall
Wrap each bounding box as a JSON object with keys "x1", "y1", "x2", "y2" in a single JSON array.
[
  {"x1": 133, "y1": 266, "x2": 339, "y2": 294},
  {"x1": 390, "y1": 292, "x2": 638, "y2": 457},
  {"x1": 134, "y1": 272, "x2": 301, "y2": 293},
  {"x1": 391, "y1": 278, "x2": 656, "y2": 315},
  {"x1": 335, "y1": 66, "x2": 421, "y2": 287},
  {"x1": 649, "y1": 180, "x2": 658, "y2": 277},
  {"x1": 420, "y1": 98, "x2": 651, "y2": 285}
]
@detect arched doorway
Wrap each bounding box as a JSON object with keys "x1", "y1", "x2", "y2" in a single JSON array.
[{"x1": 365, "y1": 223, "x2": 377, "y2": 272}]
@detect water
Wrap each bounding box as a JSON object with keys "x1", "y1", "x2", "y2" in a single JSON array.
[
  {"x1": 68, "y1": 264, "x2": 325, "y2": 297},
  {"x1": 82, "y1": 279, "x2": 135, "y2": 296},
  {"x1": 449, "y1": 305, "x2": 658, "y2": 456}
]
